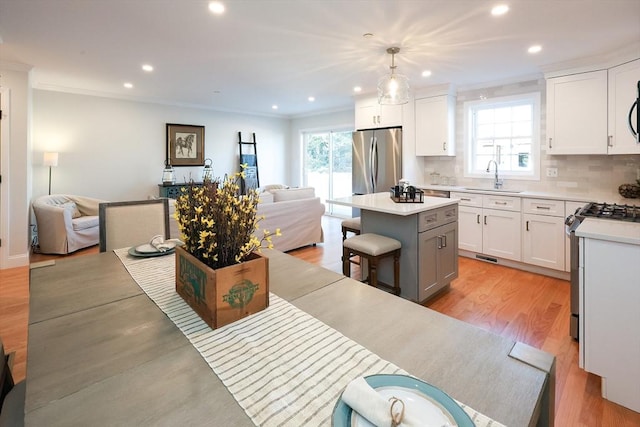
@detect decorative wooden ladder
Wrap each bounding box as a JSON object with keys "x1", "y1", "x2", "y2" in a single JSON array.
[{"x1": 238, "y1": 132, "x2": 260, "y2": 194}]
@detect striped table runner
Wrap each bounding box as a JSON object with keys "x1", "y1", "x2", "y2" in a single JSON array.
[{"x1": 115, "y1": 249, "x2": 505, "y2": 427}]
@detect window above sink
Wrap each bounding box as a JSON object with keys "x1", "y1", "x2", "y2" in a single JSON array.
[{"x1": 463, "y1": 92, "x2": 541, "y2": 182}]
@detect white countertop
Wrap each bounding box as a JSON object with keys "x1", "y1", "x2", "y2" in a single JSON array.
[
  {"x1": 418, "y1": 184, "x2": 638, "y2": 205},
  {"x1": 328, "y1": 192, "x2": 458, "y2": 216},
  {"x1": 575, "y1": 218, "x2": 640, "y2": 245}
]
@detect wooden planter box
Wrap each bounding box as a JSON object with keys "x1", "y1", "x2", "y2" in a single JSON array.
[{"x1": 175, "y1": 246, "x2": 269, "y2": 329}]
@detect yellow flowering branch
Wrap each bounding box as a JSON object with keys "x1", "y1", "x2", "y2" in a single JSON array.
[{"x1": 174, "y1": 171, "x2": 280, "y2": 269}]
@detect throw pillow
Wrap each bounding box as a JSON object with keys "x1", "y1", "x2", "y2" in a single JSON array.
[
  {"x1": 260, "y1": 184, "x2": 289, "y2": 193},
  {"x1": 61, "y1": 201, "x2": 82, "y2": 219},
  {"x1": 272, "y1": 187, "x2": 315, "y2": 202}
]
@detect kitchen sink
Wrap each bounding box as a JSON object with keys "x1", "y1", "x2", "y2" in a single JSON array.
[{"x1": 462, "y1": 187, "x2": 523, "y2": 194}]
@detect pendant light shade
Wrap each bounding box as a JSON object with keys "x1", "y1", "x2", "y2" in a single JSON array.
[{"x1": 377, "y1": 47, "x2": 410, "y2": 105}]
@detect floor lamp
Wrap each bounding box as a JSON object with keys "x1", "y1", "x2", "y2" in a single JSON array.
[{"x1": 43, "y1": 152, "x2": 59, "y2": 195}]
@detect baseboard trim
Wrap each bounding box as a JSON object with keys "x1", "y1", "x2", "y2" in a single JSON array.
[
  {"x1": 30, "y1": 260, "x2": 56, "y2": 269},
  {"x1": 459, "y1": 250, "x2": 570, "y2": 280}
]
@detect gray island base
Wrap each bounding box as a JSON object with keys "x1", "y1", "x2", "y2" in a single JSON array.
[{"x1": 329, "y1": 192, "x2": 459, "y2": 302}]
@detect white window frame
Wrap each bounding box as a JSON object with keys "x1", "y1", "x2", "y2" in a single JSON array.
[{"x1": 463, "y1": 92, "x2": 541, "y2": 181}]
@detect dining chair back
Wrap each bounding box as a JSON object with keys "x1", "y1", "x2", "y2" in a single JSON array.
[{"x1": 99, "y1": 199, "x2": 170, "y2": 252}]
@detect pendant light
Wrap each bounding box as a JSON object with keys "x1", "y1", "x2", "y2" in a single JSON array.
[{"x1": 377, "y1": 47, "x2": 410, "y2": 105}]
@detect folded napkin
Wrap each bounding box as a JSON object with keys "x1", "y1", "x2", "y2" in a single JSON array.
[{"x1": 341, "y1": 377, "x2": 422, "y2": 426}]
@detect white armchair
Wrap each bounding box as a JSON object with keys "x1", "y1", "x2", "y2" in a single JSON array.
[{"x1": 32, "y1": 194, "x2": 106, "y2": 254}]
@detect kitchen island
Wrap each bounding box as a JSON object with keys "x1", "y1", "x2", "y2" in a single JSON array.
[{"x1": 329, "y1": 192, "x2": 459, "y2": 302}]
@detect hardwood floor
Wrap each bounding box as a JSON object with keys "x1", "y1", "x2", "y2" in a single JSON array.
[{"x1": 1, "y1": 215, "x2": 639, "y2": 425}]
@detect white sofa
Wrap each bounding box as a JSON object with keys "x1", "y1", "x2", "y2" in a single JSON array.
[
  {"x1": 32, "y1": 194, "x2": 106, "y2": 254},
  {"x1": 256, "y1": 186, "x2": 325, "y2": 252},
  {"x1": 168, "y1": 186, "x2": 325, "y2": 253}
]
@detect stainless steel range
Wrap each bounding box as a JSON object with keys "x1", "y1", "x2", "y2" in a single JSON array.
[{"x1": 565, "y1": 202, "x2": 640, "y2": 340}]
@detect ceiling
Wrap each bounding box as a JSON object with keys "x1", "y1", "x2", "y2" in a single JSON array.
[{"x1": 1, "y1": 0, "x2": 639, "y2": 118}]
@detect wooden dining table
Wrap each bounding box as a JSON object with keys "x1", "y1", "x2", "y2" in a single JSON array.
[{"x1": 26, "y1": 249, "x2": 555, "y2": 426}]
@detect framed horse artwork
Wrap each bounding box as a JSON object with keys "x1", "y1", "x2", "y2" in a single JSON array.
[{"x1": 166, "y1": 123, "x2": 205, "y2": 166}]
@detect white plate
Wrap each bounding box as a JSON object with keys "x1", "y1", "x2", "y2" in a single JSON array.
[
  {"x1": 332, "y1": 374, "x2": 473, "y2": 427},
  {"x1": 135, "y1": 241, "x2": 177, "y2": 253},
  {"x1": 352, "y1": 386, "x2": 455, "y2": 426}
]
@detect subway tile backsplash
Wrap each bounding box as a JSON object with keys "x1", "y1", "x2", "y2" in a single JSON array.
[{"x1": 422, "y1": 79, "x2": 640, "y2": 200}]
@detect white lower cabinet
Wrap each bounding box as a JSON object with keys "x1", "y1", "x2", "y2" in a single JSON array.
[
  {"x1": 522, "y1": 214, "x2": 565, "y2": 270},
  {"x1": 522, "y1": 198, "x2": 566, "y2": 271},
  {"x1": 458, "y1": 206, "x2": 483, "y2": 253},
  {"x1": 483, "y1": 208, "x2": 521, "y2": 261},
  {"x1": 453, "y1": 192, "x2": 521, "y2": 262}
]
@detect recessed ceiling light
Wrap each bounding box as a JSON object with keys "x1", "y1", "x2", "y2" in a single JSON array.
[
  {"x1": 142, "y1": 64, "x2": 153, "y2": 72},
  {"x1": 528, "y1": 44, "x2": 542, "y2": 54},
  {"x1": 363, "y1": 33, "x2": 374, "y2": 39},
  {"x1": 272, "y1": 105, "x2": 278, "y2": 110},
  {"x1": 208, "y1": 1, "x2": 225, "y2": 14},
  {"x1": 491, "y1": 4, "x2": 509, "y2": 16},
  {"x1": 353, "y1": 86, "x2": 362, "y2": 93},
  {"x1": 421, "y1": 70, "x2": 432, "y2": 78},
  {"x1": 308, "y1": 96, "x2": 315, "y2": 102},
  {"x1": 124, "y1": 82, "x2": 133, "y2": 89}
]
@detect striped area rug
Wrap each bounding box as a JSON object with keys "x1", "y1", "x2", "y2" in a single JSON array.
[{"x1": 115, "y1": 249, "x2": 504, "y2": 427}]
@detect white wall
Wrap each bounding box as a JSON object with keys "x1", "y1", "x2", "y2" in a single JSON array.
[
  {"x1": 32, "y1": 90, "x2": 290, "y2": 201},
  {"x1": 0, "y1": 66, "x2": 32, "y2": 269}
]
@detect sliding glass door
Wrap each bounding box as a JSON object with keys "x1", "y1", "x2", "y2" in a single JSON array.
[{"x1": 303, "y1": 129, "x2": 352, "y2": 217}]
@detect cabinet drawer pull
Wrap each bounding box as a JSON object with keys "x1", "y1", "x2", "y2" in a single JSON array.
[
  {"x1": 549, "y1": 137, "x2": 553, "y2": 149},
  {"x1": 437, "y1": 235, "x2": 442, "y2": 249},
  {"x1": 607, "y1": 135, "x2": 613, "y2": 147},
  {"x1": 495, "y1": 201, "x2": 508, "y2": 205},
  {"x1": 443, "y1": 142, "x2": 447, "y2": 151},
  {"x1": 461, "y1": 198, "x2": 471, "y2": 201},
  {"x1": 476, "y1": 214, "x2": 480, "y2": 224},
  {"x1": 442, "y1": 235, "x2": 447, "y2": 248},
  {"x1": 484, "y1": 215, "x2": 487, "y2": 225},
  {"x1": 535, "y1": 206, "x2": 551, "y2": 210},
  {"x1": 526, "y1": 220, "x2": 529, "y2": 231}
]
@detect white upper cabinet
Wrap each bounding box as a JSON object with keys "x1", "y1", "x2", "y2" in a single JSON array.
[
  {"x1": 546, "y1": 70, "x2": 608, "y2": 155},
  {"x1": 415, "y1": 95, "x2": 456, "y2": 156},
  {"x1": 546, "y1": 58, "x2": 640, "y2": 155},
  {"x1": 354, "y1": 95, "x2": 403, "y2": 130},
  {"x1": 607, "y1": 59, "x2": 640, "y2": 155}
]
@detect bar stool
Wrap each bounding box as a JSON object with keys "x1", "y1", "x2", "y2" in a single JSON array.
[
  {"x1": 343, "y1": 233, "x2": 401, "y2": 295},
  {"x1": 341, "y1": 217, "x2": 361, "y2": 241}
]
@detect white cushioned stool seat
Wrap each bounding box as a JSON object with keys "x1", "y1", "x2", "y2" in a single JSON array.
[
  {"x1": 341, "y1": 217, "x2": 361, "y2": 241},
  {"x1": 341, "y1": 217, "x2": 361, "y2": 230},
  {"x1": 343, "y1": 233, "x2": 401, "y2": 296},
  {"x1": 343, "y1": 233, "x2": 400, "y2": 255}
]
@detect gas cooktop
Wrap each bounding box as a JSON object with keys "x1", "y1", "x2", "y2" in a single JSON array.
[{"x1": 579, "y1": 202, "x2": 640, "y2": 222}]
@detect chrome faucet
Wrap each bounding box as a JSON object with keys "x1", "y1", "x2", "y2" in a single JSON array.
[{"x1": 486, "y1": 160, "x2": 503, "y2": 189}]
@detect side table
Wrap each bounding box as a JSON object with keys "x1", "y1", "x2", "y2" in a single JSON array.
[{"x1": 158, "y1": 182, "x2": 204, "y2": 199}]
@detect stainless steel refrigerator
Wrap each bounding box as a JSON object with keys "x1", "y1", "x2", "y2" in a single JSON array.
[{"x1": 352, "y1": 127, "x2": 402, "y2": 196}]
